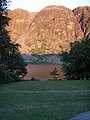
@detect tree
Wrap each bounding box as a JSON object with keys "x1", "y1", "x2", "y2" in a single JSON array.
[
  {"x1": 61, "y1": 38, "x2": 90, "y2": 80},
  {"x1": 50, "y1": 67, "x2": 59, "y2": 80},
  {"x1": 0, "y1": 0, "x2": 27, "y2": 82}
]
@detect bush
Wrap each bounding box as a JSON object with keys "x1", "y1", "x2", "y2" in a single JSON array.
[{"x1": 0, "y1": 69, "x2": 20, "y2": 83}]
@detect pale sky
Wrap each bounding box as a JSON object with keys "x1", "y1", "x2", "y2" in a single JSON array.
[{"x1": 9, "y1": 0, "x2": 90, "y2": 12}]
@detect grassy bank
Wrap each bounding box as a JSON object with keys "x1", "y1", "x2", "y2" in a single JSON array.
[{"x1": 0, "y1": 80, "x2": 90, "y2": 120}]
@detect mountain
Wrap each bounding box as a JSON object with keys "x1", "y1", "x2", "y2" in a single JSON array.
[
  {"x1": 73, "y1": 6, "x2": 90, "y2": 38},
  {"x1": 27, "y1": 6, "x2": 83, "y2": 54},
  {"x1": 6, "y1": 6, "x2": 85, "y2": 54},
  {"x1": 6, "y1": 9, "x2": 36, "y2": 42}
]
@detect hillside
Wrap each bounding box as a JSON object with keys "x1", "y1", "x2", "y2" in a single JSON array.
[
  {"x1": 27, "y1": 5, "x2": 83, "y2": 54},
  {"x1": 22, "y1": 54, "x2": 62, "y2": 64},
  {"x1": 73, "y1": 6, "x2": 90, "y2": 38},
  {"x1": 6, "y1": 9, "x2": 36, "y2": 43},
  {"x1": 5, "y1": 6, "x2": 90, "y2": 54}
]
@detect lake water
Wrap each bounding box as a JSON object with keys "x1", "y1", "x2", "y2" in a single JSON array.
[{"x1": 24, "y1": 64, "x2": 64, "y2": 80}]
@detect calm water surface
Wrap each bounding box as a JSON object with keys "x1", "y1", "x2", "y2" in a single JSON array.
[{"x1": 24, "y1": 64, "x2": 64, "y2": 80}]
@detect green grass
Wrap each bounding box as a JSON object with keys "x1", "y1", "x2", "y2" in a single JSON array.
[{"x1": 0, "y1": 80, "x2": 90, "y2": 120}]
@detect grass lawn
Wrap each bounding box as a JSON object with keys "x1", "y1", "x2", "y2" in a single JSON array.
[{"x1": 0, "y1": 80, "x2": 90, "y2": 120}]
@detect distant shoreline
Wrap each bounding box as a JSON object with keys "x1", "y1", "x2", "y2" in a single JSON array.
[{"x1": 26, "y1": 62, "x2": 62, "y2": 65}]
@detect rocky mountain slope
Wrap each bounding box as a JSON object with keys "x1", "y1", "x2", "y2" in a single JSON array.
[
  {"x1": 27, "y1": 5, "x2": 83, "y2": 54},
  {"x1": 6, "y1": 9, "x2": 36, "y2": 42},
  {"x1": 6, "y1": 6, "x2": 90, "y2": 54},
  {"x1": 73, "y1": 6, "x2": 90, "y2": 38}
]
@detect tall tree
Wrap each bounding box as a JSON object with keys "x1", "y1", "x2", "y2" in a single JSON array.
[
  {"x1": 0, "y1": 0, "x2": 27, "y2": 82},
  {"x1": 61, "y1": 38, "x2": 90, "y2": 80}
]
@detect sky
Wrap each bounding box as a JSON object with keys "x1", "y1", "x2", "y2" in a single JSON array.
[{"x1": 9, "y1": 0, "x2": 90, "y2": 12}]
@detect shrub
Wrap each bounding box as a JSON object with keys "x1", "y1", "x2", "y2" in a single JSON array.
[{"x1": 0, "y1": 69, "x2": 20, "y2": 83}]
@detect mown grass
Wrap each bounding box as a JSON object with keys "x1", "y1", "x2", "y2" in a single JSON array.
[{"x1": 0, "y1": 80, "x2": 90, "y2": 120}]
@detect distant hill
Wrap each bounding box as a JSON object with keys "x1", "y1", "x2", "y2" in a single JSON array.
[{"x1": 5, "y1": 6, "x2": 90, "y2": 54}]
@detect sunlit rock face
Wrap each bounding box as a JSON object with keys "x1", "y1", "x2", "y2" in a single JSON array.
[
  {"x1": 6, "y1": 9, "x2": 36, "y2": 42},
  {"x1": 27, "y1": 5, "x2": 83, "y2": 54},
  {"x1": 6, "y1": 9, "x2": 36, "y2": 53},
  {"x1": 73, "y1": 6, "x2": 90, "y2": 38},
  {"x1": 6, "y1": 6, "x2": 83, "y2": 54}
]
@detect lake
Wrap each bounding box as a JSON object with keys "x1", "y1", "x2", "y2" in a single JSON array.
[{"x1": 24, "y1": 64, "x2": 64, "y2": 80}]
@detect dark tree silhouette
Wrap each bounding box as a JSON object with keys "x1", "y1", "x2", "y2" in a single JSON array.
[
  {"x1": 61, "y1": 38, "x2": 90, "y2": 80},
  {"x1": 0, "y1": 0, "x2": 27, "y2": 82}
]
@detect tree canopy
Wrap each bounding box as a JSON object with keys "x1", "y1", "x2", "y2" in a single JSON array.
[
  {"x1": 0, "y1": 0, "x2": 27, "y2": 82},
  {"x1": 61, "y1": 38, "x2": 90, "y2": 80}
]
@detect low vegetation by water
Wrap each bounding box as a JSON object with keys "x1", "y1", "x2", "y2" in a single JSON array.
[
  {"x1": 22, "y1": 54, "x2": 62, "y2": 64},
  {"x1": 0, "y1": 80, "x2": 90, "y2": 120}
]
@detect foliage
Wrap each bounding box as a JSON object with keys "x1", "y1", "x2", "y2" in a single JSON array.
[
  {"x1": 3, "y1": 53, "x2": 27, "y2": 77},
  {"x1": 61, "y1": 38, "x2": 90, "y2": 80},
  {"x1": 0, "y1": 69, "x2": 20, "y2": 83},
  {"x1": 50, "y1": 67, "x2": 59, "y2": 80},
  {"x1": 27, "y1": 54, "x2": 61, "y2": 64},
  {"x1": 0, "y1": 0, "x2": 27, "y2": 81}
]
